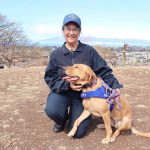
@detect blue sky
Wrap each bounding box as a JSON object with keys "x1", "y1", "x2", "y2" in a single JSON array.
[{"x1": 0, "y1": 0, "x2": 150, "y2": 41}]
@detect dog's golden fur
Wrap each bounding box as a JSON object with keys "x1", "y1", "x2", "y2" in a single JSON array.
[{"x1": 64, "y1": 64, "x2": 150, "y2": 144}]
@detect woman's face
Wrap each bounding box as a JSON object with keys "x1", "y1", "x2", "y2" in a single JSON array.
[{"x1": 63, "y1": 22, "x2": 80, "y2": 44}]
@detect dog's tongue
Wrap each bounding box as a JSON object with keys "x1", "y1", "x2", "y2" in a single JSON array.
[{"x1": 62, "y1": 76, "x2": 78, "y2": 81}]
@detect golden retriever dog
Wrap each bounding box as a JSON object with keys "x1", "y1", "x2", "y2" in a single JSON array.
[{"x1": 64, "y1": 64, "x2": 150, "y2": 144}]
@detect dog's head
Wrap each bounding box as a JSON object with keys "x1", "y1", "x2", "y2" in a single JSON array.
[{"x1": 64, "y1": 64, "x2": 97, "y2": 86}]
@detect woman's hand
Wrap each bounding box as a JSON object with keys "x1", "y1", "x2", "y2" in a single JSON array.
[
  {"x1": 62, "y1": 76, "x2": 82, "y2": 91},
  {"x1": 70, "y1": 83, "x2": 82, "y2": 91}
]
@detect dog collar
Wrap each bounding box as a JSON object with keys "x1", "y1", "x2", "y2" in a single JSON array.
[{"x1": 82, "y1": 79, "x2": 97, "y2": 88}]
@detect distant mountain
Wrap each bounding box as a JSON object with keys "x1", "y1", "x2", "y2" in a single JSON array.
[{"x1": 38, "y1": 36, "x2": 150, "y2": 47}]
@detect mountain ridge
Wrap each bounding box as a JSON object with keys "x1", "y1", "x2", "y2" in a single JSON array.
[{"x1": 38, "y1": 36, "x2": 150, "y2": 47}]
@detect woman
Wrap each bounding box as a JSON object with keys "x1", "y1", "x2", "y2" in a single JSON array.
[{"x1": 44, "y1": 13, "x2": 123, "y2": 138}]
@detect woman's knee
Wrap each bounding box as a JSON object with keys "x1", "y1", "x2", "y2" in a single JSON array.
[
  {"x1": 44, "y1": 93, "x2": 69, "y2": 124},
  {"x1": 44, "y1": 103, "x2": 56, "y2": 118},
  {"x1": 44, "y1": 105, "x2": 66, "y2": 125},
  {"x1": 44, "y1": 95, "x2": 59, "y2": 118}
]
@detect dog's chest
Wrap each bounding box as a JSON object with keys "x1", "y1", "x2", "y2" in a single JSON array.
[{"x1": 82, "y1": 99, "x2": 102, "y2": 117}]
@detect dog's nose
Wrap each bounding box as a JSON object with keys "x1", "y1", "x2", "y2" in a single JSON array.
[
  {"x1": 60, "y1": 66, "x2": 66, "y2": 70},
  {"x1": 62, "y1": 66, "x2": 69, "y2": 70}
]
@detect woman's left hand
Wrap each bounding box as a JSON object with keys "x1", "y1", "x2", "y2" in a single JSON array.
[
  {"x1": 70, "y1": 83, "x2": 82, "y2": 91},
  {"x1": 62, "y1": 76, "x2": 82, "y2": 91}
]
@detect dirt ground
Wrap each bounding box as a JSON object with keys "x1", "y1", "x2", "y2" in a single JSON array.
[{"x1": 0, "y1": 66, "x2": 150, "y2": 150}]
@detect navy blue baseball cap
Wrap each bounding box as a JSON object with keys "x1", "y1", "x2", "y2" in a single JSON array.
[{"x1": 63, "y1": 13, "x2": 81, "y2": 28}]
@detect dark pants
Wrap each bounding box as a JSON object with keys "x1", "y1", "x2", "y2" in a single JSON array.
[{"x1": 44, "y1": 91, "x2": 91, "y2": 138}]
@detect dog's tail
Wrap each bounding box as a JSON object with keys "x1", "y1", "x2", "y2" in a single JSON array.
[{"x1": 131, "y1": 127, "x2": 150, "y2": 138}]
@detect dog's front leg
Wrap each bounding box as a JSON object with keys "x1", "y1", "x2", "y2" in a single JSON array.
[
  {"x1": 68, "y1": 109, "x2": 91, "y2": 137},
  {"x1": 101, "y1": 111, "x2": 112, "y2": 144}
]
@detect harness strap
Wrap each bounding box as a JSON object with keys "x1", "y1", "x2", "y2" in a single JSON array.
[
  {"x1": 80, "y1": 80, "x2": 121, "y2": 111},
  {"x1": 108, "y1": 89, "x2": 121, "y2": 110},
  {"x1": 102, "y1": 81, "x2": 121, "y2": 110},
  {"x1": 81, "y1": 86, "x2": 110, "y2": 99}
]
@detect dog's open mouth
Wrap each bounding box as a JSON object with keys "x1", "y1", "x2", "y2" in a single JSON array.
[{"x1": 62, "y1": 76, "x2": 79, "y2": 81}]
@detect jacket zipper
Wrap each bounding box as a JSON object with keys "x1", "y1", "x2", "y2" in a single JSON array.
[{"x1": 71, "y1": 50, "x2": 75, "y2": 65}]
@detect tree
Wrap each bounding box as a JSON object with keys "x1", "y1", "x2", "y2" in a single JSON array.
[
  {"x1": 122, "y1": 43, "x2": 128, "y2": 65},
  {"x1": 0, "y1": 14, "x2": 27, "y2": 67}
]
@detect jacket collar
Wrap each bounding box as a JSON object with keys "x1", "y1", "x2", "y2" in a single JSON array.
[{"x1": 62, "y1": 41, "x2": 83, "y2": 55}]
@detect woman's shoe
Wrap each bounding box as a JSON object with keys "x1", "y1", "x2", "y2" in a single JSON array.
[{"x1": 53, "y1": 123, "x2": 65, "y2": 133}]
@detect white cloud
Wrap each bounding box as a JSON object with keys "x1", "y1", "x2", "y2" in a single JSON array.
[
  {"x1": 33, "y1": 24, "x2": 62, "y2": 35},
  {"x1": 82, "y1": 26, "x2": 150, "y2": 40},
  {"x1": 29, "y1": 24, "x2": 150, "y2": 41}
]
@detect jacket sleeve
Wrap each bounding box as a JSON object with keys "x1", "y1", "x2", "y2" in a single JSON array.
[
  {"x1": 44, "y1": 51, "x2": 70, "y2": 93},
  {"x1": 90, "y1": 48, "x2": 123, "y2": 89}
]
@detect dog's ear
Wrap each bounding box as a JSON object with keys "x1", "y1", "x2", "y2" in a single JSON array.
[{"x1": 85, "y1": 67, "x2": 96, "y2": 83}]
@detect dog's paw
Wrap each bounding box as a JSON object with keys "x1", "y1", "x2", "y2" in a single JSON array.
[
  {"x1": 97, "y1": 124, "x2": 105, "y2": 129},
  {"x1": 68, "y1": 131, "x2": 75, "y2": 137},
  {"x1": 110, "y1": 137, "x2": 116, "y2": 143},
  {"x1": 101, "y1": 138, "x2": 110, "y2": 144}
]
